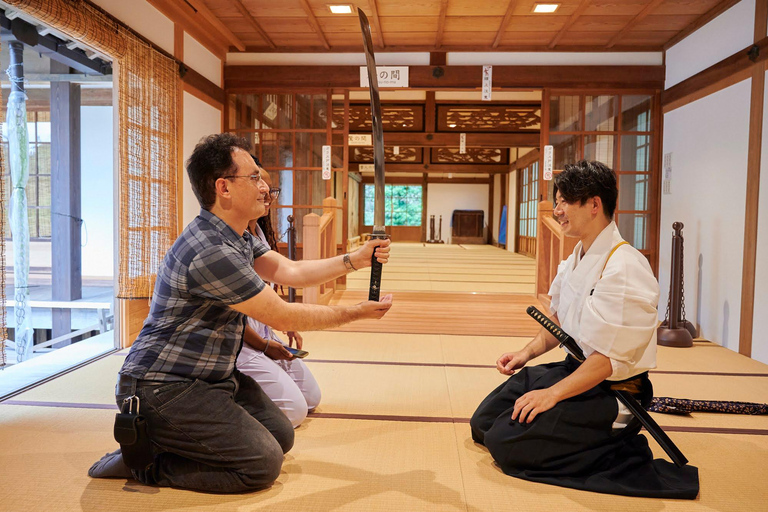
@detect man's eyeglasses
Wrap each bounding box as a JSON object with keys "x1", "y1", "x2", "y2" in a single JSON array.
[
  {"x1": 223, "y1": 172, "x2": 262, "y2": 183},
  {"x1": 269, "y1": 187, "x2": 281, "y2": 199}
]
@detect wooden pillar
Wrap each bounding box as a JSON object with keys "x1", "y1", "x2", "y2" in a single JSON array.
[
  {"x1": 50, "y1": 61, "x2": 82, "y2": 345},
  {"x1": 739, "y1": 0, "x2": 768, "y2": 357}
]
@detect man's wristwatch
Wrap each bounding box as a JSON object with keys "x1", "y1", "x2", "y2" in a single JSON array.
[{"x1": 343, "y1": 253, "x2": 357, "y2": 271}]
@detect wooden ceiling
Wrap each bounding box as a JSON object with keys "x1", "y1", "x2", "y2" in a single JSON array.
[{"x1": 179, "y1": 0, "x2": 737, "y2": 53}]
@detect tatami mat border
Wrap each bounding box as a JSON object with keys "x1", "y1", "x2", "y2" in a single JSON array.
[
  {"x1": 108, "y1": 353, "x2": 768, "y2": 377},
  {"x1": 305, "y1": 359, "x2": 768, "y2": 377},
  {"x1": 3, "y1": 400, "x2": 767, "y2": 436}
]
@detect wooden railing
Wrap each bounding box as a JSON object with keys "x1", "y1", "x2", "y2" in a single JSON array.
[
  {"x1": 303, "y1": 197, "x2": 340, "y2": 305},
  {"x1": 535, "y1": 200, "x2": 578, "y2": 312}
]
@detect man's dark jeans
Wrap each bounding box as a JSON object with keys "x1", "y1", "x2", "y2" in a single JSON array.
[{"x1": 116, "y1": 369, "x2": 294, "y2": 493}]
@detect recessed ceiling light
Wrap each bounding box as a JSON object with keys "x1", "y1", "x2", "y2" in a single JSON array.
[
  {"x1": 533, "y1": 3, "x2": 559, "y2": 13},
  {"x1": 328, "y1": 5, "x2": 353, "y2": 14}
]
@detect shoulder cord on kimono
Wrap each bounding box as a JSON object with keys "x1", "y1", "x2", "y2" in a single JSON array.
[{"x1": 590, "y1": 241, "x2": 630, "y2": 295}]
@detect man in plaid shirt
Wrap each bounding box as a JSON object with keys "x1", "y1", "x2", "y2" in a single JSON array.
[{"x1": 89, "y1": 133, "x2": 392, "y2": 493}]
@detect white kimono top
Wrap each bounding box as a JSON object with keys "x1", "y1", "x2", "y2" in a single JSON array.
[{"x1": 548, "y1": 221, "x2": 659, "y2": 382}]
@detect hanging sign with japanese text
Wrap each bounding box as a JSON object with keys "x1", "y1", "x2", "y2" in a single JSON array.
[
  {"x1": 322, "y1": 145, "x2": 331, "y2": 180},
  {"x1": 359, "y1": 66, "x2": 409, "y2": 88},
  {"x1": 543, "y1": 145, "x2": 553, "y2": 180}
]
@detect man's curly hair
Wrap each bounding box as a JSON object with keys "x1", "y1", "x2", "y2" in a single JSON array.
[
  {"x1": 552, "y1": 160, "x2": 618, "y2": 218},
  {"x1": 186, "y1": 133, "x2": 252, "y2": 210}
]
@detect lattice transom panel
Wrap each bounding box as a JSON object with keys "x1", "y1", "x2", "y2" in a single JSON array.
[
  {"x1": 334, "y1": 104, "x2": 423, "y2": 132},
  {"x1": 438, "y1": 105, "x2": 540, "y2": 132},
  {"x1": 432, "y1": 148, "x2": 508, "y2": 164}
]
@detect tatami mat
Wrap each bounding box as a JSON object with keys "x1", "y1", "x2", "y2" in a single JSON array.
[{"x1": 3, "y1": 243, "x2": 768, "y2": 510}]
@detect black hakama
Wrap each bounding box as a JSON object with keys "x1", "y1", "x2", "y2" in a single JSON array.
[{"x1": 470, "y1": 357, "x2": 699, "y2": 499}]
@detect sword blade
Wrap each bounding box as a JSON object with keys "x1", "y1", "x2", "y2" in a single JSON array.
[{"x1": 358, "y1": 8, "x2": 387, "y2": 301}]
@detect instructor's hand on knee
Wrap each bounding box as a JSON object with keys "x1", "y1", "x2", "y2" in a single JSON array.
[
  {"x1": 357, "y1": 294, "x2": 393, "y2": 319},
  {"x1": 512, "y1": 389, "x2": 558, "y2": 423}
]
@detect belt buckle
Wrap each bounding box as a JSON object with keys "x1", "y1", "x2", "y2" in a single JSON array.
[{"x1": 122, "y1": 395, "x2": 140, "y2": 415}]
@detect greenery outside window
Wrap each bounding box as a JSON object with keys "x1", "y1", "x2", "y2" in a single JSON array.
[
  {"x1": 364, "y1": 184, "x2": 422, "y2": 226},
  {"x1": 2, "y1": 111, "x2": 52, "y2": 240}
]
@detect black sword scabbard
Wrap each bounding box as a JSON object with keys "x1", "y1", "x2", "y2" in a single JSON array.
[{"x1": 526, "y1": 306, "x2": 689, "y2": 468}]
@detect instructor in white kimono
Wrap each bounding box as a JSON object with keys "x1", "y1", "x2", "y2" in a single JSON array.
[{"x1": 470, "y1": 160, "x2": 699, "y2": 499}]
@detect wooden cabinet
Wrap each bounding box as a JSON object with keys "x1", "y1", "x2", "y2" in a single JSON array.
[{"x1": 452, "y1": 210, "x2": 485, "y2": 244}]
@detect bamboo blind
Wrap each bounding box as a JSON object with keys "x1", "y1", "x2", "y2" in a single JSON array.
[
  {"x1": 0, "y1": 39, "x2": 5, "y2": 369},
  {"x1": 3, "y1": 0, "x2": 180, "y2": 298}
]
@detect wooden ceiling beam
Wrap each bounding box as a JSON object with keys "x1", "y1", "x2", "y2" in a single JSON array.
[
  {"x1": 148, "y1": 0, "x2": 228, "y2": 56},
  {"x1": 435, "y1": 0, "x2": 449, "y2": 50},
  {"x1": 353, "y1": 163, "x2": 509, "y2": 174},
  {"x1": 548, "y1": 0, "x2": 592, "y2": 50},
  {"x1": 299, "y1": 0, "x2": 331, "y2": 50},
  {"x1": 230, "y1": 0, "x2": 277, "y2": 49},
  {"x1": 347, "y1": 132, "x2": 540, "y2": 147},
  {"x1": 226, "y1": 64, "x2": 665, "y2": 90},
  {"x1": 183, "y1": 0, "x2": 245, "y2": 51},
  {"x1": 662, "y1": 35, "x2": 768, "y2": 112},
  {"x1": 663, "y1": 0, "x2": 741, "y2": 50},
  {"x1": 492, "y1": 0, "x2": 519, "y2": 49},
  {"x1": 240, "y1": 44, "x2": 663, "y2": 53},
  {"x1": 367, "y1": 0, "x2": 386, "y2": 48},
  {"x1": 606, "y1": 0, "x2": 665, "y2": 49}
]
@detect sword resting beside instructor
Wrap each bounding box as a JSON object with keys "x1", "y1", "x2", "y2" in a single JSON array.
[{"x1": 470, "y1": 160, "x2": 700, "y2": 499}]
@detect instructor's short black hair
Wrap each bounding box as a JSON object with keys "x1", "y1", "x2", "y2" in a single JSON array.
[
  {"x1": 186, "y1": 133, "x2": 252, "y2": 210},
  {"x1": 552, "y1": 160, "x2": 618, "y2": 219}
]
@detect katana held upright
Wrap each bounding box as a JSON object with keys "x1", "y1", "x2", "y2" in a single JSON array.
[{"x1": 358, "y1": 8, "x2": 388, "y2": 301}]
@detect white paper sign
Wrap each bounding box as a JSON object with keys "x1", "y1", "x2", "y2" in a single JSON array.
[
  {"x1": 264, "y1": 101, "x2": 277, "y2": 121},
  {"x1": 663, "y1": 152, "x2": 672, "y2": 195},
  {"x1": 322, "y1": 145, "x2": 331, "y2": 180},
  {"x1": 482, "y1": 65, "x2": 492, "y2": 101},
  {"x1": 360, "y1": 66, "x2": 409, "y2": 88},
  {"x1": 393, "y1": 146, "x2": 399, "y2": 155},
  {"x1": 543, "y1": 145, "x2": 553, "y2": 180},
  {"x1": 359, "y1": 164, "x2": 375, "y2": 172},
  {"x1": 348, "y1": 133, "x2": 372, "y2": 146},
  {"x1": 459, "y1": 133, "x2": 466, "y2": 154}
]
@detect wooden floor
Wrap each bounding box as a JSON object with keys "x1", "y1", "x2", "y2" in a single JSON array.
[{"x1": 1, "y1": 243, "x2": 767, "y2": 511}]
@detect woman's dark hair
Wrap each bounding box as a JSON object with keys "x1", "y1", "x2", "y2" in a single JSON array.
[
  {"x1": 186, "y1": 133, "x2": 252, "y2": 210},
  {"x1": 257, "y1": 213, "x2": 279, "y2": 252},
  {"x1": 552, "y1": 160, "x2": 618, "y2": 218}
]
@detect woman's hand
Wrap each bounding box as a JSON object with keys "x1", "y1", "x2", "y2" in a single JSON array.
[
  {"x1": 265, "y1": 341, "x2": 294, "y2": 361},
  {"x1": 285, "y1": 331, "x2": 303, "y2": 349}
]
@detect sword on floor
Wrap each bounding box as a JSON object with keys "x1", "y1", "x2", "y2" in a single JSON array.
[{"x1": 358, "y1": 8, "x2": 387, "y2": 301}]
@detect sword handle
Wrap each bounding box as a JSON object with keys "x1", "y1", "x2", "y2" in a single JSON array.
[
  {"x1": 367, "y1": 231, "x2": 387, "y2": 302},
  {"x1": 368, "y1": 255, "x2": 383, "y2": 301}
]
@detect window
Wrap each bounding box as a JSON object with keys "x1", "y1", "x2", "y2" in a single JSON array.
[
  {"x1": 364, "y1": 184, "x2": 422, "y2": 226},
  {"x1": 2, "y1": 111, "x2": 52, "y2": 240},
  {"x1": 548, "y1": 92, "x2": 655, "y2": 252}
]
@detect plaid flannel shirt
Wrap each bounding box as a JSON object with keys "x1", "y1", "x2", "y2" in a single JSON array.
[{"x1": 120, "y1": 209, "x2": 269, "y2": 382}]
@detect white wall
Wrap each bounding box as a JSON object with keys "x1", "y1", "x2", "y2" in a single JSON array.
[
  {"x1": 427, "y1": 184, "x2": 489, "y2": 244},
  {"x1": 184, "y1": 33, "x2": 222, "y2": 87},
  {"x1": 182, "y1": 92, "x2": 223, "y2": 226},
  {"x1": 666, "y1": 0, "x2": 755, "y2": 88},
  {"x1": 753, "y1": 73, "x2": 768, "y2": 364},
  {"x1": 89, "y1": 0, "x2": 174, "y2": 55},
  {"x1": 660, "y1": 80, "x2": 751, "y2": 354}
]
